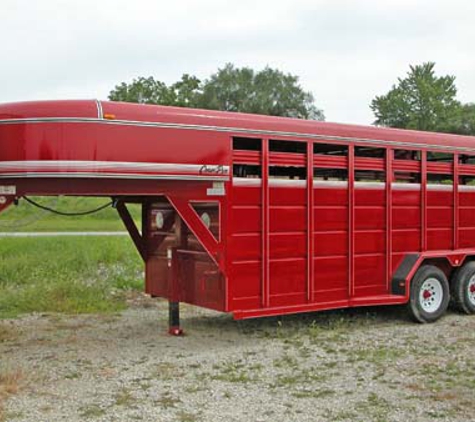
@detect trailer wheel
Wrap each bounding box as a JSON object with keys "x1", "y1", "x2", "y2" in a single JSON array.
[
  {"x1": 450, "y1": 262, "x2": 475, "y2": 314},
  {"x1": 407, "y1": 265, "x2": 450, "y2": 323}
]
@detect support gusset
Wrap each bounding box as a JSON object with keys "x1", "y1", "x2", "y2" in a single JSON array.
[
  {"x1": 116, "y1": 200, "x2": 147, "y2": 262},
  {"x1": 167, "y1": 196, "x2": 223, "y2": 271}
]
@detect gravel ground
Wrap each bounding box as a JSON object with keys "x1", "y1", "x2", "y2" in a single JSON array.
[{"x1": 0, "y1": 296, "x2": 474, "y2": 422}]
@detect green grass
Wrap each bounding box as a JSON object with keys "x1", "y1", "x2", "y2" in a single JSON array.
[
  {"x1": 0, "y1": 196, "x2": 140, "y2": 232},
  {"x1": 0, "y1": 236, "x2": 143, "y2": 318}
]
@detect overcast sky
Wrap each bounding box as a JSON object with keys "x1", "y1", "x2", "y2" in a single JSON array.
[{"x1": 2, "y1": 0, "x2": 474, "y2": 125}]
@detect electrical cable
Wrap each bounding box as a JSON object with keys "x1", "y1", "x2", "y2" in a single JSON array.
[{"x1": 22, "y1": 196, "x2": 113, "y2": 216}]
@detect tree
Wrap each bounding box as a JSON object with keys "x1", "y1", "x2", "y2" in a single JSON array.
[
  {"x1": 108, "y1": 76, "x2": 175, "y2": 105},
  {"x1": 169, "y1": 74, "x2": 201, "y2": 108},
  {"x1": 198, "y1": 64, "x2": 324, "y2": 120},
  {"x1": 370, "y1": 62, "x2": 460, "y2": 132},
  {"x1": 450, "y1": 103, "x2": 475, "y2": 136},
  {"x1": 108, "y1": 64, "x2": 324, "y2": 120}
]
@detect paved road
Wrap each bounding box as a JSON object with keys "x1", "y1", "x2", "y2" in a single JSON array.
[{"x1": 0, "y1": 231, "x2": 129, "y2": 237}]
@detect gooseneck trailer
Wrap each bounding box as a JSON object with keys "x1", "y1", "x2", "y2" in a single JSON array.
[{"x1": 1, "y1": 100, "x2": 474, "y2": 333}]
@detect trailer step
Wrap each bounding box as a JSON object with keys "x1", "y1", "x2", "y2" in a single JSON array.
[{"x1": 349, "y1": 295, "x2": 407, "y2": 307}]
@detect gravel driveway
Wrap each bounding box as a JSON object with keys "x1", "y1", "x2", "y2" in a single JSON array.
[{"x1": 1, "y1": 296, "x2": 474, "y2": 422}]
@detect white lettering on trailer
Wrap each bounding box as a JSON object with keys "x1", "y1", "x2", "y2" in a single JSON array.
[
  {"x1": 0, "y1": 185, "x2": 16, "y2": 195},
  {"x1": 207, "y1": 182, "x2": 225, "y2": 196}
]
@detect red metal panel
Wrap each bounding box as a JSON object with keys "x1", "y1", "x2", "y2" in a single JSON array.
[
  {"x1": 427, "y1": 189, "x2": 453, "y2": 206},
  {"x1": 314, "y1": 232, "x2": 348, "y2": 256},
  {"x1": 392, "y1": 206, "x2": 420, "y2": 229},
  {"x1": 270, "y1": 233, "x2": 306, "y2": 259},
  {"x1": 269, "y1": 258, "x2": 306, "y2": 298},
  {"x1": 355, "y1": 187, "x2": 385, "y2": 205},
  {"x1": 269, "y1": 206, "x2": 306, "y2": 232},
  {"x1": 230, "y1": 261, "x2": 261, "y2": 301},
  {"x1": 314, "y1": 206, "x2": 348, "y2": 231},
  {"x1": 459, "y1": 228, "x2": 475, "y2": 249},
  {"x1": 231, "y1": 183, "x2": 261, "y2": 204},
  {"x1": 393, "y1": 188, "x2": 420, "y2": 205},
  {"x1": 427, "y1": 229, "x2": 453, "y2": 250},
  {"x1": 427, "y1": 207, "x2": 453, "y2": 228},
  {"x1": 355, "y1": 230, "x2": 385, "y2": 254},
  {"x1": 314, "y1": 256, "x2": 348, "y2": 292},
  {"x1": 229, "y1": 233, "x2": 260, "y2": 260},
  {"x1": 269, "y1": 184, "x2": 306, "y2": 205},
  {"x1": 3, "y1": 100, "x2": 475, "y2": 154},
  {"x1": 0, "y1": 100, "x2": 98, "y2": 119},
  {"x1": 0, "y1": 123, "x2": 230, "y2": 175},
  {"x1": 231, "y1": 206, "x2": 261, "y2": 233},
  {"x1": 177, "y1": 253, "x2": 225, "y2": 311},
  {"x1": 355, "y1": 207, "x2": 385, "y2": 229},
  {"x1": 354, "y1": 254, "x2": 387, "y2": 295},
  {"x1": 392, "y1": 230, "x2": 421, "y2": 252}
]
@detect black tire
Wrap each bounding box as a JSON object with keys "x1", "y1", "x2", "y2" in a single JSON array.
[
  {"x1": 407, "y1": 265, "x2": 450, "y2": 323},
  {"x1": 450, "y1": 261, "x2": 475, "y2": 314}
]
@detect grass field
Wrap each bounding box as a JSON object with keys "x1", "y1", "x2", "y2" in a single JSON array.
[
  {"x1": 0, "y1": 196, "x2": 140, "y2": 232},
  {"x1": 0, "y1": 197, "x2": 144, "y2": 318},
  {"x1": 0, "y1": 236, "x2": 143, "y2": 318},
  {"x1": 0, "y1": 196, "x2": 145, "y2": 318}
]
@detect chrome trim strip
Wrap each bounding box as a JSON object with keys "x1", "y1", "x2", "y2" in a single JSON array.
[
  {"x1": 0, "y1": 160, "x2": 230, "y2": 175},
  {"x1": 0, "y1": 172, "x2": 229, "y2": 181},
  {"x1": 233, "y1": 178, "x2": 459, "y2": 191},
  {"x1": 95, "y1": 100, "x2": 103, "y2": 119},
  {"x1": 269, "y1": 179, "x2": 306, "y2": 187},
  {"x1": 0, "y1": 116, "x2": 474, "y2": 153},
  {"x1": 232, "y1": 178, "x2": 262, "y2": 187}
]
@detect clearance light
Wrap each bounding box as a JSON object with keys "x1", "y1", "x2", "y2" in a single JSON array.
[{"x1": 104, "y1": 113, "x2": 116, "y2": 120}]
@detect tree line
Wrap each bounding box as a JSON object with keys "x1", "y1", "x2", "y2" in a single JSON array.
[
  {"x1": 109, "y1": 63, "x2": 324, "y2": 121},
  {"x1": 109, "y1": 62, "x2": 475, "y2": 136}
]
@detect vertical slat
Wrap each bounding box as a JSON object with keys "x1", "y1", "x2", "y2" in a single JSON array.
[
  {"x1": 453, "y1": 153, "x2": 459, "y2": 250},
  {"x1": 261, "y1": 138, "x2": 270, "y2": 308},
  {"x1": 386, "y1": 149, "x2": 393, "y2": 292},
  {"x1": 421, "y1": 151, "x2": 427, "y2": 252},
  {"x1": 225, "y1": 141, "x2": 233, "y2": 312},
  {"x1": 348, "y1": 145, "x2": 355, "y2": 298},
  {"x1": 307, "y1": 141, "x2": 314, "y2": 302}
]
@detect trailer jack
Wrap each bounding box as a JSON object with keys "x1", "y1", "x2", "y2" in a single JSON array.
[{"x1": 168, "y1": 301, "x2": 183, "y2": 336}]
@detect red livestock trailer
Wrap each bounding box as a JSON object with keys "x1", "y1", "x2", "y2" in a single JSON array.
[{"x1": 1, "y1": 100, "x2": 475, "y2": 334}]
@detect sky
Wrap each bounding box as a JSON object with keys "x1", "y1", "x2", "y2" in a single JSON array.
[{"x1": 2, "y1": 0, "x2": 474, "y2": 125}]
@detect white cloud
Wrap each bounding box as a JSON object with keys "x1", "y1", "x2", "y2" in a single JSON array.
[{"x1": 1, "y1": 0, "x2": 474, "y2": 124}]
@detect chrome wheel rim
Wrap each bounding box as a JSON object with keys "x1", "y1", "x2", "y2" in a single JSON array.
[
  {"x1": 468, "y1": 275, "x2": 475, "y2": 306},
  {"x1": 419, "y1": 278, "x2": 443, "y2": 313}
]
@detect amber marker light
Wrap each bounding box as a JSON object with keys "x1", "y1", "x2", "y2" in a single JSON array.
[{"x1": 104, "y1": 113, "x2": 116, "y2": 120}]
